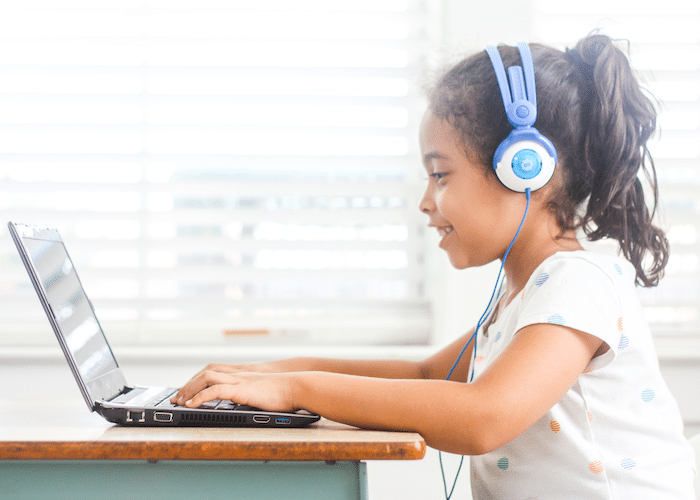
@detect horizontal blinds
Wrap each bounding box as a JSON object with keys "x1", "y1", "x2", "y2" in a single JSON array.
[
  {"x1": 534, "y1": 0, "x2": 700, "y2": 334},
  {"x1": 0, "y1": 0, "x2": 431, "y2": 347}
]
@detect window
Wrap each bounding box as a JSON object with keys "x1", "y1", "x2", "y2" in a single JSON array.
[
  {"x1": 0, "y1": 0, "x2": 432, "y2": 347},
  {"x1": 533, "y1": 0, "x2": 700, "y2": 336}
]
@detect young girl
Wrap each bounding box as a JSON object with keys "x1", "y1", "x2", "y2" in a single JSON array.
[{"x1": 172, "y1": 33, "x2": 696, "y2": 498}]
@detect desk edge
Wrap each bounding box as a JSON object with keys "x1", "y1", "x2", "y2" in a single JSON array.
[{"x1": 0, "y1": 439, "x2": 426, "y2": 461}]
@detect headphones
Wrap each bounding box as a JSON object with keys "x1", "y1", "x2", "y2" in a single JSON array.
[{"x1": 485, "y1": 43, "x2": 557, "y2": 193}]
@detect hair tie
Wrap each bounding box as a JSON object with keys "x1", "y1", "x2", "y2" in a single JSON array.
[
  {"x1": 566, "y1": 47, "x2": 595, "y2": 80},
  {"x1": 565, "y1": 48, "x2": 593, "y2": 72},
  {"x1": 565, "y1": 48, "x2": 595, "y2": 111}
]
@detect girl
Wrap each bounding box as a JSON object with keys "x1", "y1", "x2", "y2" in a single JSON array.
[{"x1": 172, "y1": 33, "x2": 696, "y2": 498}]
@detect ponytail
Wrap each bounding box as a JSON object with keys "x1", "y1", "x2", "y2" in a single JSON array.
[{"x1": 568, "y1": 34, "x2": 668, "y2": 286}]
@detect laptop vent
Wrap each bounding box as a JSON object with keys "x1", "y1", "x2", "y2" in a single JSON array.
[{"x1": 181, "y1": 412, "x2": 248, "y2": 425}]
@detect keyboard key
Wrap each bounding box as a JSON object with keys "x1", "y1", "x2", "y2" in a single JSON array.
[
  {"x1": 156, "y1": 400, "x2": 178, "y2": 408},
  {"x1": 199, "y1": 400, "x2": 221, "y2": 409},
  {"x1": 216, "y1": 402, "x2": 239, "y2": 410}
]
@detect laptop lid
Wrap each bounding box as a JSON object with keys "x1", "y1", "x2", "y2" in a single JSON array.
[{"x1": 9, "y1": 222, "x2": 128, "y2": 411}]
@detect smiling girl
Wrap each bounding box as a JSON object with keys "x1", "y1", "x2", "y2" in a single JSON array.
[{"x1": 172, "y1": 33, "x2": 696, "y2": 499}]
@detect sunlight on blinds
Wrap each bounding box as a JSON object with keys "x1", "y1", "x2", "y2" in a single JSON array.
[
  {"x1": 0, "y1": 0, "x2": 430, "y2": 347},
  {"x1": 534, "y1": 0, "x2": 700, "y2": 334}
]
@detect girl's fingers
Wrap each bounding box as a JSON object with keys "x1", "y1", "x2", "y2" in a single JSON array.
[
  {"x1": 170, "y1": 361, "x2": 282, "y2": 404},
  {"x1": 171, "y1": 364, "x2": 252, "y2": 403},
  {"x1": 183, "y1": 384, "x2": 240, "y2": 408},
  {"x1": 174, "y1": 372, "x2": 296, "y2": 413},
  {"x1": 174, "y1": 371, "x2": 239, "y2": 405}
]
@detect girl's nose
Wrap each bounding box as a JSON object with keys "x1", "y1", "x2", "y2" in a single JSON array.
[{"x1": 419, "y1": 185, "x2": 435, "y2": 214}]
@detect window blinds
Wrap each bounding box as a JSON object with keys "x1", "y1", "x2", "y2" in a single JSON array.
[
  {"x1": 0, "y1": 0, "x2": 431, "y2": 347},
  {"x1": 533, "y1": 0, "x2": 700, "y2": 335}
]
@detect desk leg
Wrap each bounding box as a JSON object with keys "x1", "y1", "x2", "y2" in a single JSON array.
[{"x1": 0, "y1": 460, "x2": 368, "y2": 500}]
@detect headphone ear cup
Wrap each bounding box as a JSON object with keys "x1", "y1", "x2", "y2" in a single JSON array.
[{"x1": 493, "y1": 136, "x2": 556, "y2": 192}]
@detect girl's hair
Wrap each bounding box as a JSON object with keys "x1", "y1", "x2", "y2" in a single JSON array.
[{"x1": 427, "y1": 33, "x2": 668, "y2": 287}]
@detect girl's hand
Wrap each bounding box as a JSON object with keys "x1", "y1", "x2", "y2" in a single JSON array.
[
  {"x1": 173, "y1": 369, "x2": 299, "y2": 413},
  {"x1": 170, "y1": 359, "x2": 304, "y2": 406}
]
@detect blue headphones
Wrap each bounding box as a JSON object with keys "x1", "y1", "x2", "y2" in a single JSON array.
[{"x1": 485, "y1": 43, "x2": 557, "y2": 192}]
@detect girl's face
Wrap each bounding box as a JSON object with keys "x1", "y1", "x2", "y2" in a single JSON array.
[{"x1": 418, "y1": 110, "x2": 526, "y2": 269}]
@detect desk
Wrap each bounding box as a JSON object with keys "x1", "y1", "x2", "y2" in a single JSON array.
[{"x1": 0, "y1": 398, "x2": 426, "y2": 500}]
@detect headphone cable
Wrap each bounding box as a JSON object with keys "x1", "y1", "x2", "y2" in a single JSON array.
[{"x1": 439, "y1": 188, "x2": 531, "y2": 499}]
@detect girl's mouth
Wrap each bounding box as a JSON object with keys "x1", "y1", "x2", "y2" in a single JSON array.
[{"x1": 437, "y1": 226, "x2": 454, "y2": 246}]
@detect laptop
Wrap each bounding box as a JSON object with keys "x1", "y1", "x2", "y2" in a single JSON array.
[{"x1": 8, "y1": 221, "x2": 320, "y2": 428}]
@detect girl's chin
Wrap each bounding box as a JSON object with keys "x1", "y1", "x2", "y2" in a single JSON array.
[
  {"x1": 445, "y1": 251, "x2": 470, "y2": 270},
  {"x1": 444, "y1": 247, "x2": 491, "y2": 270}
]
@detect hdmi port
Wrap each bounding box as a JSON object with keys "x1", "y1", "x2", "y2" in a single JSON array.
[{"x1": 253, "y1": 415, "x2": 270, "y2": 424}]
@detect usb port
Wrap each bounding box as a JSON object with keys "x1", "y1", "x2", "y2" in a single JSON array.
[
  {"x1": 253, "y1": 415, "x2": 271, "y2": 424},
  {"x1": 275, "y1": 417, "x2": 291, "y2": 425}
]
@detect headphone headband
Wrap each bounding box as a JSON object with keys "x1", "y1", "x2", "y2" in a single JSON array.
[{"x1": 485, "y1": 43, "x2": 538, "y2": 128}]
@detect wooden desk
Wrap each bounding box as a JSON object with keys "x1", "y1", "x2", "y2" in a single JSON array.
[{"x1": 0, "y1": 398, "x2": 426, "y2": 500}]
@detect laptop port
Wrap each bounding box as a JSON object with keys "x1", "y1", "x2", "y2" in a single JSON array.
[
  {"x1": 253, "y1": 415, "x2": 270, "y2": 424},
  {"x1": 126, "y1": 411, "x2": 145, "y2": 423},
  {"x1": 153, "y1": 412, "x2": 173, "y2": 423},
  {"x1": 275, "y1": 417, "x2": 291, "y2": 425}
]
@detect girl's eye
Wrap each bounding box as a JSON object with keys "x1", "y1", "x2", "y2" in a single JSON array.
[{"x1": 430, "y1": 172, "x2": 447, "y2": 182}]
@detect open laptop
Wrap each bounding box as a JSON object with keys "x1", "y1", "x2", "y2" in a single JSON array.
[{"x1": 8, "y1": 221, "x2": 320, "y2": 428}]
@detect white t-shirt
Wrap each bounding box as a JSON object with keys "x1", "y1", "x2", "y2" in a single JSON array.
[{"x1": 469, "y1": 251, "x2": 696, "y2": 500}]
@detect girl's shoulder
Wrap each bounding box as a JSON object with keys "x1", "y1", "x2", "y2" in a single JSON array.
[
  {"x1": 515, "y1": 250, "x2": 636, "y2": 329},
  {"x1": 490, "y1": 251, "x2": 636, "y2": 337},
  {"x1": 510, "y1": 250, "x2": 639, "y2": 371},
  {"x1": 528, "y1": 250, "x2": 635, "y2": 291}
]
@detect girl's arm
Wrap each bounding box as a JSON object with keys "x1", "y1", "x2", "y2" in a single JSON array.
[
  {"x1": 172, "y1": 327, "x2": 477, "y2": 404},
  {"x1": 175, "y1": 323, "x2": 603, "y2": 455},
  {"x1": 291, "y1": 326, "x2": 478, "y2": 381}
]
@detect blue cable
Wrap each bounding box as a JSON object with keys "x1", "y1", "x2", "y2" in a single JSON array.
[{"x1": 439, "y1": 188, "x2": 531, "y2": 499}]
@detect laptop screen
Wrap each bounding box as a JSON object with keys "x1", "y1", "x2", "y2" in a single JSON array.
[{"x1": 22, "y1": 236, "x2": 119, "y2": 383}]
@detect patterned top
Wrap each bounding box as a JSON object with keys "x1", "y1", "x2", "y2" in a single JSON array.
[{"x1": 469, "y1": 251, "x2": 696, "y2": 499}]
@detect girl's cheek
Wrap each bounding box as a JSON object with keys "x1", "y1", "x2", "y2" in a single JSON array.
[{"x1": 433, "y1": 190, "x2": 448, "y2": 213}]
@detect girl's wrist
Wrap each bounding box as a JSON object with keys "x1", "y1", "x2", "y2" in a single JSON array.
[
  {"x1": 279, "y1": 356, "x2": 314, "y2": 372},
  {"x1": 288, "y1": 371, "x2": 310, "y2": 412}
]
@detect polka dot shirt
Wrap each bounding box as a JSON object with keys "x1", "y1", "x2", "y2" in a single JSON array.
[{"x1": 469, "y1": 251, "x2": 696, "y2": 499}]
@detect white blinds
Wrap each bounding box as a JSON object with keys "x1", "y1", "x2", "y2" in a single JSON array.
[
  {"x1": 533, "y1": 0, "x2": 700, "y2": 335},
  {"x1": 0, "y1": 0, "x2": 431, "y2": 347}
]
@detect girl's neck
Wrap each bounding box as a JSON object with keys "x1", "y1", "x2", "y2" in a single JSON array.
[{"x1": 502, "y1": 223, "x2": 583, "y2": 304}]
